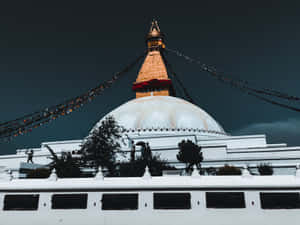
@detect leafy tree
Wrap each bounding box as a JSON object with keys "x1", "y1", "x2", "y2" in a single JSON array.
[
  {"x1": 177, "y1": 140, "x2": 203, "y2": 173},
  {"x1": 81, "y1": 116, "x2": 122, "y2": 175},
  {"x1": 44, "y1": 144, "x2": 83, "y2": 178},
  {"x1": 29, "y1": 116, "x2": 177, "y2": 178},
  {"x1": 217, "y1": 164, "x2": 241, "y2": 176},
  {"x1": 118, "y1": 155, "x2": 175, "y2": 177},
  {"x1": 258, "y1": 163, "x2": 273, "y2": 175}
]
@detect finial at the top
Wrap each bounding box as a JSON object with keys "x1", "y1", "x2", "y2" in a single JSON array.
[
  {"x1": 149, "y1": 19, "x2": 161, "y2": 33},
  {"x1": 146, "y1": 19, "x2": 165, "y2": 51}
]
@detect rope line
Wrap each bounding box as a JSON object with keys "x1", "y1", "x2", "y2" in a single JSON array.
[
  {"x1": 0, "y1": 51, "x2": 146, "y2": 141},
  {"x1": 161, "y1": 52, "x2": 195, "y2": 104},
  {"x1": 166, "y1": 47, "x2": 300, "y2": 113},
  {"x1": 166, "y1": 47, "x2": 300, "y2": 102}
]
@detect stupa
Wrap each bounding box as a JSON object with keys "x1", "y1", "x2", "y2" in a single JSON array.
[{"x1": 1, "y1": 21, "x2": 300, "y2": 176}]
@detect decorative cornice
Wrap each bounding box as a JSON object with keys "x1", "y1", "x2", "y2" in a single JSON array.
[{"x1": 121, "y1": 127, "x2": 227, "y2": 136}]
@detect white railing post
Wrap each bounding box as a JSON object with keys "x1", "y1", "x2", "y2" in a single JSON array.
[
  {"x1": 95, "y1": 166, "x2": 104, "y2": 180},
  {"x1": 48, "y1": 168, "x2": 58, "y2": 181},
  {"x1": 143, "y1": 166, "x2": 151, "y2": 179},
  {"x1": 242, "y1": 166, "x2": 252, "y2": 178},
  {"x1": 295, "y1": 164, "x2": 300, "y2": 177},
  {"x1": 191, "y1": 165, "x2": 201, "y2": 178}
]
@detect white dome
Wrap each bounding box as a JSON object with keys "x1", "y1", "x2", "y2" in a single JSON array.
[{"x1": 93, "y1": 96, "x2": 226, "y2": 136}]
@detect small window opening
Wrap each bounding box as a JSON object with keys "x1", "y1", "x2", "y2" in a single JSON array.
[
  {"x1": 206, "y1": 192, "x2": 245, "y2": 209},
  {"x1": 260, "y1": 193, "x2": 300, "y2": 209},
  {"x1": 51, "y1": 194, "x2": 88, "y2": 209},
  {"x1": 153, "y1": 193, "x2": 191, "y2": 210},
  {"x1": 102, "y1": 194, "x2": 138, "y2": 210},
  {"x1": 3, "y1": 194, "x2": 39, "y2": 211}
]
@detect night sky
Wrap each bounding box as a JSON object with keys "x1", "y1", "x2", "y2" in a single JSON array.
[{"x1": 1, "y1": 0, "x2": 300, "y2": 154}]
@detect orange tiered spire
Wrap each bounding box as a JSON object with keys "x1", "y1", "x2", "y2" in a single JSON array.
[{"x1": 133, "y1": 20, "x2": 174, "y2": 98}]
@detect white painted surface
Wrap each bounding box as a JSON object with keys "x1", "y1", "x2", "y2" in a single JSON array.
[
  {"x1": 2, "y1": 131, "x2": 300, "y2": 175},
  {"x1": 0, "y1": 175, "x2": 300, "y2": 225},
  {"x1": 92, "y1": 96, "x2": 226, "y2": 135},
  {"x1": 2, "y1": 96, "x2": 300, "y2": 175}
]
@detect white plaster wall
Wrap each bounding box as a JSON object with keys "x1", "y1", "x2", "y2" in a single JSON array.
[
  {"x1": 40, "y1": 140, "x2": 82, "y2": 153},
  {"x1": 2, "y1": 132, "x2": 300, "y2": 175},
  {"x1": 197, "y1": 135, "x2": 267, "y2": 149}
]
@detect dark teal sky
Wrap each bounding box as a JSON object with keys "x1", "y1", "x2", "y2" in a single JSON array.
[{"x1": 1, "y1": 0, "x2": 300, "y2": 154}]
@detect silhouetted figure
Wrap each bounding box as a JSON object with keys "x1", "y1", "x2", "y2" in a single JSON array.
[
  {"x1": 144, "y1": 142, "x2": 152, "y2": 161},
  {"x1": 26, "y1": 150, "x2": 34, "y2": 164},
  {"x1": 130, "y1": 140, "x2": 136, "y2": 162},
  {"x1": 136, "y1": 141, "x2": 152, "y2": 163}
]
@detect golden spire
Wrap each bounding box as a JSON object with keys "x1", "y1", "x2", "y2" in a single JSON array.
[{"x1": 132, "y1": 20, "x2": 173, "y2": 99}]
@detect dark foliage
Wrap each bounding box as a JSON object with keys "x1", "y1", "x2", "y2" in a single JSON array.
[
  {"x1": 118, "y1": 155, "x2": 175, "y2": 177},
  {"x1": 217, "y1": 164, "x2": 242, "y2": 176},
  {"x1": 23, "y1": 168, "x2": 51, "y2": 179},
  {"x1": 258, "y1": 163, "x2": 274, "y2": 175},
  {"x1": 81, "y1": 116, "x2": 122, "y2": 175},
  {"x1": 136, "y1": 141, "x2": 152, "y2": 162},
  {"x1": 177, "y1": 140, "x2": 203, "y2": 172},
  {"x1": 49, "y1": 152, "x2": 82, "y2": 178},
  {"x1": 22, "y1": 151, "x2": 83, "y2": 178},
  {"x1": 34, "y1": 116, "x2": 175, "y2": 178}
]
